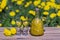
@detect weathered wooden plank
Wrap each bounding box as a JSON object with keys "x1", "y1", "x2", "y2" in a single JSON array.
[{"x1": 0, "y1": 27, "x2": 60, "y2": 40}]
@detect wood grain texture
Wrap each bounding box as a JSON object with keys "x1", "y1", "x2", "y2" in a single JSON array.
[{"x1": 0, "y1": 27, "x2": 60, "y2": 40}]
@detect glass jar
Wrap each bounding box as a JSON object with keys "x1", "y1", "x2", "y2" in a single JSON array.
[{"x1": 30, "y1": 8, "x2": 44, "y2": 36}]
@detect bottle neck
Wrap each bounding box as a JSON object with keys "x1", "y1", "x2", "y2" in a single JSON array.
[{"x1": 35, "y1": 10, "x2": 39, "y2": 18}]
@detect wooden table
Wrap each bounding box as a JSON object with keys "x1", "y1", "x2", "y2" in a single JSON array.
[{"x1": 0, "y1": 27, "x2": 60, "y2": 40}]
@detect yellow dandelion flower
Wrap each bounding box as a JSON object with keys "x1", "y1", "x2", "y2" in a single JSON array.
[
  {"x1": 33, "y1": 0, "x2": 41, "y2": 6},
  {"x1": 6, "y1": 7, "x2": 9, "y2": 10},
  {"x1": 57, "y1": 10, "x2": 60, "y2": 17},
  {"x1": 38, "y1": 5, "x2": 42, "y2": 8},
  {"x1": 11, "y1": 20, "x2": 16, "y2": 25},
  {"x1": 16, "y1": 21, "x2": 21, "y2": 27},
  {"x1": 56, "y1": 5, "x2": 60, "y2": 9},
  {"x1": 0, "y1": 23, "x2": 2, "y2": 27},
  {"x1": 50, "y1": 2, "x2": 56, "y2": 8},
  {"x1": 42, "y1": 17, "x2": 46, "y2": 21},
  {"x1": 46, "y1": 2, "x2": 51, "y2": 6},
  {"x1": 41, "y1": 2, "x2": 45, "y2": 7},
  {"x1": 20, "y1": 16, "x2": 28, "y2": 21},
  {"x1": 57, "y1": 13, "x2": 60, "y2": 17},
  {"x1": 29, "y1": 10, "x2": 36, "y2": 16},
  {"x1": 44, "y1": 5, "x2": 50, "y2": 11},
  {"x1": 25, "y1": 1, "x2": 32, "y2": 7},
  {"x1": 4, "y1": 28, "x2": 11, "y2": 36},
  {"x1": 23, "y1": 21, "x2": 29, "y2": 26},
  {"x1": 15, "y1": 9, "x2": 20, "y2": 13},
  {"x1": 0, "y1": 9, "x2": 2, "y2": 12},
  {"x1": 10, "y1": 27, "x2": 17, "y2": 35},
  {"x1": 50, "y1": 13, "x2": 56, "y2": 19},
  {"x1": 43, "y1": 11, "x2": 49, "y2": 15},
  {"x1": 25, "y1": 2, "x2": 30, "y2": 7},
  {"x1": 16, "y1": 1, "x2": 23, "y2": 5},
  {"x1": 9, "y1": 11, "x2": 16, "y2": 17},
  {"x1": 0, "y1": 0, "x2": 7, "y2": 9}
]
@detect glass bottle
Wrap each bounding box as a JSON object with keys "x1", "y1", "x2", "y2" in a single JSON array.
[{"x1": 30, "y1": 8, "x2": 44, "y2": 36}]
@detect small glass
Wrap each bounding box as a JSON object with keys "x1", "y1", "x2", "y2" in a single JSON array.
[
  {"x1": 22, "y1": 21, "x2": 29, "y2": 36},
  {"x1": 16, "y1": 21, "x2": 21, "y2": 35},
  {"x1": 22, "y1": 26, "x2": 28, "y2": 36}
]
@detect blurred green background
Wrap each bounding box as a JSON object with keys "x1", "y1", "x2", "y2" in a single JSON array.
[{"x1": 0, "y1": 0, "x2": 60, "y2": 27}]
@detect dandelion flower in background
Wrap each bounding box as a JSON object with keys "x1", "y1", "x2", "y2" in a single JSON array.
[
  {"x1": 43, "y1": 11, "x2": 49, "y2": 16},
  {"x1": 11, "y1": 20, "x2": 16, "y2": 25},
  {"x1": 50, "y1": 13, "x2": 56, "y2": 19},
  {"x1": 9, "y1": 11, "x2": 16, "y2": 17},
  {"x1": 29, "y1": 10, "x2": 36, "y2": 16}
]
